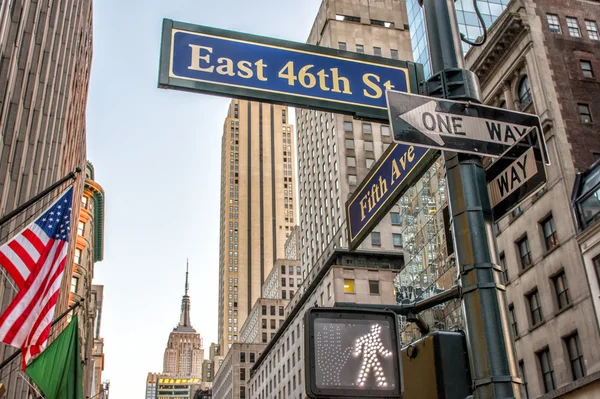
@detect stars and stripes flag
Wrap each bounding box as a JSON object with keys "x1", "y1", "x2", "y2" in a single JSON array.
[{"x1": 0, "y1": 186, "x2": 74, "y2": 369}]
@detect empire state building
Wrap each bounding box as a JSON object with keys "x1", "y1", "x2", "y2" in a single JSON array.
[{"x1": 163, "y1": 263, "x2": 204, "y2": 376}]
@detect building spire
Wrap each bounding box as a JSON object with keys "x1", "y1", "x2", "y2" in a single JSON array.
[{"x1": 179, "y1": 260, "x2": 191, "y2": 328}]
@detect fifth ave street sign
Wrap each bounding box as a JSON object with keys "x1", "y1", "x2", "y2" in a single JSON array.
[
  {"x1": 486, "y1": 126, "x2": 547, "y2": 222},
  {"x1": 386, "y1": 90, "x2": 549, "y2": 161}
]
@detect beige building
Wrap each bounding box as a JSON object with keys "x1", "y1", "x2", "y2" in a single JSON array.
[
  {"x1": 248, "y1": 250, "x2": 403, "y2": 399},
  {"x1": 461, "y1": 1, "x2": 600, "y2": 398},
  {"x1": 90, "y1": 284, "x2": 106, "y2": 399},
  {"x1": 213, "y1": 343, "x2": 266, "y2": 399},
  {"x1": 163, "y1": 265, "x2": 204, "y2": 376},
  {"x1": 218, "y1": 100, "x2": 297, "y2": 354},
  {"x1": 297, "y1": 0, "x2": 412, "y2": 286}
]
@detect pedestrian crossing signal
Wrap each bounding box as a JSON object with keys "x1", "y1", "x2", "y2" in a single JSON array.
[{"x1": 305, "y1": 307, "x2": 402, "y2": 398}]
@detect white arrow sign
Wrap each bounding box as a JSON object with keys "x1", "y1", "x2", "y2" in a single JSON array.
[{"x1": 399, "y1": 101, "x2": 534, "y2": 149}]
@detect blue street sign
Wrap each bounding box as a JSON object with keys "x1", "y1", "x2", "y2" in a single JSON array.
[
  {"x1": 346, "y1": 143, "x2": 438, "y2": 249},
  {"x1": 159, "y1": 19, "x2": 422, "y2": 121}
]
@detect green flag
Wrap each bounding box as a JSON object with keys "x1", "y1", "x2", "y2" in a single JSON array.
[{"x1": 25, "y1": 315, "x2": 83, "y2": 399}]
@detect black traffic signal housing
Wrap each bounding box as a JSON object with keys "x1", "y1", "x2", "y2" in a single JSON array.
[
  {"x1": 401, "y1": 331, "x2": 472, "y2": 399},
  {"x1": 305, "y1": 307, "x2": 403, "y2": 399}
]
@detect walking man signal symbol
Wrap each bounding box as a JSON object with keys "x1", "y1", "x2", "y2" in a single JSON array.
[{"x1": 353, "y1": 324, "x2": 392, "y2": 387}]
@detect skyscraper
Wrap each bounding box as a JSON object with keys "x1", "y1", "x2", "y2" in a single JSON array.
[
  {"x1": 218, "y1": 100, "x2": 296, "y2": 354},
  {"x1": 297, "y1": 0, "x2": 413, "y2": 274},
  {"x1": 406, "y1": 0, "x2": 511, "y2": 78},
  {"x1": 163, "y1": 264, "x2": 204, "y2": 376}
]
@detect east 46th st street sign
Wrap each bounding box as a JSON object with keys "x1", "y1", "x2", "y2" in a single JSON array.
[
  {"x1": 159, "y1": 19, "x2": 422, "y2": 121},
  {"x1": 386, "y1": 90, "x2": 550, "y2": 162}
]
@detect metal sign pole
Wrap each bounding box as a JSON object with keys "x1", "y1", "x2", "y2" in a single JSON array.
[{"x1": 419, "y1": 0, "x2": 521, "y2": 397}]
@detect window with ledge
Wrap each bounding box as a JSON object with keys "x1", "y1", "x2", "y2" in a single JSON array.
[
  {"x1": 541, "y1": 215, "x2": 558, "y2": 250},
  {"x1": 81, "y1": 196, "x2": 89, "y2": 209},
  {"x1": 547, "y1": 14, "x2": 562, "y2": 34},
  {"x1": 508, "y1": 304, "x2": 518, "y2": 338},
  {"x1": 371, "y1": 231, "x2": 381, "y2": 246},
  {"x1": 517, "y1": 236, "x2": 532, "y2": 269},
  {"x1": 348, "y1": 175, "x2": 357, "y2": 185},
  {"x1": 581, "y1": 60, "x2": 594, "y2": 78},
  {"x1": 499, "y1": 252, "x2": 508, "y2": 284},
  {"x1": 77, "y1": 222, "x2": 85, "y2": 236},
  {"x1": 362, "y1": 123, "x2": 372, "y2": 134},
  {"x1": 366, "y1": 158, "x2": 375, "y2": 168},
  {"x1": 381, "y1": 125, "x2": 391, "y2": 136},
  {"x1": 390, "y1": 49, "x2": 399, "y2": 59},
  {"x1": 343, "y1": 121, "x2": 353, "y2": 132},
  {"x1": 70, "y1": 276, "x2": 79, "y2": 293},
  {"x1": 74, "y1": 248, "x2": 82, "y2": 265},
  {"x1": 345, "y1": 139, "x2": 354, "y2": 149},
  {"x1": 392, "y1": 233, "x2": 402, "y2": 247},
  {"x1": 578, "y1": 103, "x2": 592, "y2": 123},
  {"x1": 519, "y1": 360, "x2": 530, "y2": 399},
  {"x1": 537, "y1": 348, "x2": 556, "y2": 393},
  {"x1": 527, "y1": 289, "x2": 543, "y2": 326},
  {"x1": 365, "y1": 141, "x2": 374, "y2": 152},
  {"x1": 391, "y1": 212, "x2": 402, "y2": 225},
  {"x1": 585, "y1": 20, "x2": 599, "y2": 40},
  {"x1": 373, "y1": 47, "x2": 382, "y2": 56},
  {"x1": 566, "y1": 17, "x2": 582, "y2": 37},
  {"x1": 338, "y1": 42, "x2": 346, "y2": 50},
  {"x1": 553, "y1": 271, "x2": 570, "y2": 310},
  {"x1": 565, "y1": 332, "x2": 585, "y2": 380},
  {"x1": 347, "y1": 157, "x2": 356, "y2": 167},
  {"x1": 343, "y1": 279, "x2": 355, "y2": 293},
  {"x1": 369, "y1": 280, "x2": 380, "y2": 295},
  {"x1": 356, "y1": 44, "x2": 364, "y2": 54}
]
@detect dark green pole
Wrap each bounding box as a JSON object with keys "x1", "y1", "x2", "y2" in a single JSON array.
[{"x1": 419, "y1": 0, "x2": 521, "y2": 397}]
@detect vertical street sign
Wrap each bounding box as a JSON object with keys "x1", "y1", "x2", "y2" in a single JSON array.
[
  {"x1": 159, "y1": 19, "x2": 423, "y2": 121},
  {"x1": 486, "y1": 127, "x2": 547, "y2": 222},
  {"x1": 346, "y1": 143, "x2": 438, "y2": 250},
  {"x1": 386, "y1": 90, "x2": 550, "y2": 163}
]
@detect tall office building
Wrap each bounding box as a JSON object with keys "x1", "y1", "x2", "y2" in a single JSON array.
[
  {"x1": 0, "y1": 1, "x2": 93, "y2": 397},
  {"x1": 297, "y1": 0, "x2": 413, "y2": 276},
  {"x1": 218, "y1": 100, "x2": 296, "y2": 354},
  {"x1": 407, "y1": 0, "x2": 511, "y2": 78},
  {"x1": 164, "y1": 265, "x2": 204, "y2": 376}
]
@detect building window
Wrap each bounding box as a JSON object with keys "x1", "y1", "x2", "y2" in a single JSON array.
[
  {"x1": 348, "y1": 175, "x2": 357, "y2": 185},
  {"x1": 541, "y1": 215, "x2": 558, "y2": 250},
  {"x1": 344, "y1": 139, "x2": 354, "y2": 149},
  {"x1": 369, "y1": 280, "x2": 380, "y2": 295},
  {"x1": 519, "y1": 360, "x2": 530, "y2": 399},
  {"x1": 565, "y1": 332, "x2": 585, "y2": 380},
  {"x1": 546, "y1": 14, "x2": 562, "y2": 34},
  {"x1": 320, "y1": 292, "x2": 324, "y2": 306},
  {"x1": 343, "y1": 121, "x2": 353, "y2": 132},
  {"x1": 240, "y1": 352, "x2": 246, "y2": 362},
  {"x1": 262, "y1": 319, "x2": 267, "y2": 329},
  {"x1": 585, "y1": 20, "x2": 599, "y2": 40},
  {"x1": 578, "y1": 103, "x2": 593, "y2": 123},
  {"x1": 70, "y1": 276, "x2": 79, "y2": 293},
  {"x1": 262, "y1": 333, "x2": 267, "y2": 343},
  {"x1": 553, "y1": 272, "x2": 570, "y2": 310},
  {"x1": 381, "y1": 125, "x2": 391, "y2": 136},
  {"x1": 279, "y1": 306, "x2": 284, "y2": 316},
  {"x1": 365, "y1": 141, "x2": 374, "y2": 152},
  {"x1": 327, "y1": 283, "x2": 331, "y2": 298},
  {"x1": 366, "y1": 158, "x2": 375, "y2": 168},
  {"x1": 74, "y1": 248, "x2": 82, "y2": 265},
  {"x1": 270, "y1": 306, "x2": 275, "y2": 316},
  {"x1": 392, "y1": 233, "x2": 402, "y2": 247},
  {"x1": 281, "y1": 278, "x2": 286, "y2": 287},
  {"x1": 508, "y1": 304, "x2": 518, "y2": 338},
  {"x1": 527, "y1": 289, "x2": 543, "y2": 326},
  {"x1": 595, "y1": 256, "x2": 600, "y2": 288},
  {"x1": 240, "y1": 386, "x2": 246, "y2": 399},
  {"x1": 581, "y1": 60, "x2": 594, "y2": 78},
  {"x1": 518, "y1": 76, "x2": 532, "y2": 110},
  {"x1": 371, "y1": 232, "x2": 381, "y2": 246},
  {"x1": 356, "y1": 44, "x2": 364, "y2": 54},
  {"x1": 499, "y1": 100, "x2": 507, "y2": 109},
  {"x1": 390, "y1": 49, "x2": 399, "y2": 59},
  {"x1": 373, "y1": 46, "x2": 382, "y2": 56},
  {"x1": 499, "y1": 252, "x2": 508, "y2": 284},
  {"x1": 77, "y1": 222, "x2": 85, "y2": 236},
  {"x1": 537, "y1": 349, "x2": 556, "y2": 393},
  {"x1": 391, "y1": 212, "x2": 401, "y2": 225},
  {"x1": 281, "y1": 265, "x2": 285, "y2": 274},
  {"x1": 344, "y1": 279, "x2": 355, "y2": 293},
  {"x1": 81, "y1": 196, "x2": 89, "y2": 209},
  {"x1": 362, "y1": 123, "x2": 372, "y2": 134},
  {"x1": 517, "y1": 236, "x2": 532, "y2": 269},
  {"x1": 270, "y1": 319, "x2": 276, "y2": 329},
  {"x1": 338, "y1": 42, "x2": 346, "y2": 50},
  {"x1": 347, "y1": 157, "x2": 356, "y2": 167},
  {"x1": 262, "y1": 305, "x2": 267, "y2": 315},
  {"x1": 566, "y1": 17, "x2": 582, "y2": 37}
]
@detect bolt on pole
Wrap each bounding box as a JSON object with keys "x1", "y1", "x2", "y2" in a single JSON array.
[{"x1": 419, "y1": 0, "x2": 522, "y2": 398}]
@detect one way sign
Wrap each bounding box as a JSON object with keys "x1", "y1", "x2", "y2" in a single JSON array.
[
  {"x1": 485, "y1": 126, "x2": 547, "y2": 222},
  {"x1": 386, "y1": 90, "x2": 549, "y2": 161}
]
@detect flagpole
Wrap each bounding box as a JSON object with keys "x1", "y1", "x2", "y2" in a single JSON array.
[
  {"x1": 0, "y1": 298, "x2": 85, "y2": 371},
  {"x1": 0, "y1": 168, "x2": 82, "y2": 227}
]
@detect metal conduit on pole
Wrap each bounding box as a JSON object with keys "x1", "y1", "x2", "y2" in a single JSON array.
[{"x1": 418, "y1": 0, "x2": 522, "y2": 397}]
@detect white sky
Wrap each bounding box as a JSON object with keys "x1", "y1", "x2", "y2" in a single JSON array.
[{"x1": 87, "y1": 0, "x2": 321, "y2": 397}]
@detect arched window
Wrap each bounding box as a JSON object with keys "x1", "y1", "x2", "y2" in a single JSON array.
[{"x1": 518, "y1": 76, "x2": 532, "y2": 109}]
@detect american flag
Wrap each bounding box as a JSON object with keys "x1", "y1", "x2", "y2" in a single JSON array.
[{"x1": 0, "y1": 186, "x2": 74, "y2": 368}]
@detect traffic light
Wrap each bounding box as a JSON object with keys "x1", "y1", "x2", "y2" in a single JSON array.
[
  {"x1": 401, "y1": 331, "x2": 472, "y2": 399},
  {"x1": 305, "y1": 307, "x2": 402, "y2": 399}
]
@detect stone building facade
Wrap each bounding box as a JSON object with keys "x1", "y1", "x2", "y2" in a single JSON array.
[
  {"x1": 0, "y1": 0, "x2": 93, "y2": 396},
  {"x1": 213, "y1": 343, "x2": 265, "y2": 399}
]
